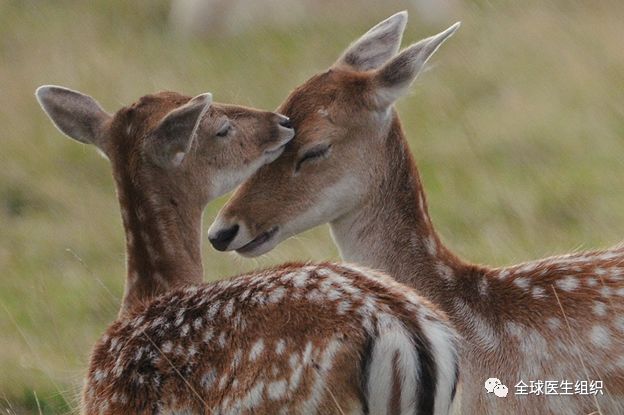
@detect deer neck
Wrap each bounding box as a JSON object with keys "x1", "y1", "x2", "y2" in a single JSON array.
[
  {"x1": 330, "y1": 113, "x2": 474, "y2": 313},
  {"x1": 114, "y1": 165, "x2": 204, "y2": 315}
]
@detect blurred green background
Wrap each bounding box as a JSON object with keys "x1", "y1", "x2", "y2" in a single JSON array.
[{"x1": 1, "y1": 0, "x2": 623, "y2": 413}]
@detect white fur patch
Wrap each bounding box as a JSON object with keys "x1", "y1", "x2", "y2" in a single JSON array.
[
  {"x1": 275, "y1": 339, "x2": 286, "y2": 355},
  {"x1": 546, "y1": 318, "x2": 561, "y2": 330},
  {"x1": 514, "y1": 277, "x2": 530, "y2": 291},
  {"x1": 268, "y1": 286, "x2": 286, "y2": 303},
  {"x1": 249, "y1": 338, "x2": 265, "y2": 361},
  {"x1": 590, "y1": 325, "x2": 611, "y2": 348},
  {"x1": 267, "y1": 379, "x2": 288, "y2": 400},
  {"x1": 593, "y1": 302, "x2": 607, "y2": 317},
  {"x1": 300, "y1": 337, "x2": 342, "y2": 413},
  {"x1": 368, "y1": 315, "x2": 419, "y2": 415},
  {"x1": 420, "y1": 317, "x2": 458, "y2": 415},
  {"x1": 532, "y1": 286, "x2": 546, "y2": 299},
  {"x1": 556, "y1": 276, "x2": 579, "y2": 292}
]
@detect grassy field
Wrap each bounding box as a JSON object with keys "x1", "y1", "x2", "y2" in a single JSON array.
[{"x1": 1, "y1": 0, "x2": 624, "y2": 413}]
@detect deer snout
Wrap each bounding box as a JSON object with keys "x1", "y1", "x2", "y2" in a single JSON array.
[{"x1": 208, "y1": 224, "x2": 239, "y2": 251}]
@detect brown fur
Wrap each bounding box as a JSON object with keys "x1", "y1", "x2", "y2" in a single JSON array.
[{"x1": 83, "y1": 263, "x2": 457, "y2": 414}]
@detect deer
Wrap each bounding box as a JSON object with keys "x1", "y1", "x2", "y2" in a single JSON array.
[
  {"x1": 37, "y1": 85, "x2": 460, "y2": 414},
  {"x1": 208, "y1": 11, "x2": 624, "y2": 415}
]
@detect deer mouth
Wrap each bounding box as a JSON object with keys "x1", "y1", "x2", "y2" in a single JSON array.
[
  {"x1": 263, "y1": 144, "x2": 287, "y2": 160},
  {"x1": 236, "y1": 226, "x2": 279, "y2": 256}
]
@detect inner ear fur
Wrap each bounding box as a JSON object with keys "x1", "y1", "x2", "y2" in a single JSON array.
[{"x1": 36, "y1": 85, "x2": 111, "y2": 149}]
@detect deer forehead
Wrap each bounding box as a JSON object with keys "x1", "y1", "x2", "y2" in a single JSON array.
[{"x1": 281, "y1": 70, "x2": 373, "y2": 123}]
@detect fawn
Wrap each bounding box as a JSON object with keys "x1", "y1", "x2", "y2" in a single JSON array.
[
  {"x1": 37, "y1": 85, "x2": 459, "y2": 414},
  {"x1": 209, "y1": 12, "x2": 624, "y2": 414}
]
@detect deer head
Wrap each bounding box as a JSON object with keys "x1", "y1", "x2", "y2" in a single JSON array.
[
  {"x1": 208, "y1": 12, "x2": 459, "y2": 256},
  {"x1": 37, "y1": 86, "x2": 294, "y2": 203},
  {"x1": 37, "y1": 86, "x2": 294, "y2": 311}
]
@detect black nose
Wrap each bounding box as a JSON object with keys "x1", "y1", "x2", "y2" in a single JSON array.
[
  {"x1": 209, "y1": 224, "x2": 239, "y2": 251},
  {"x1": 278, "y1": 116, "x2": 293, "y2": 129}
]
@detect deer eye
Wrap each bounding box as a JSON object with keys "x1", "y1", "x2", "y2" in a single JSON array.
[
  {"x1": 295, "y1": 144, "x2": 332, "y2": 172},
  {"x1": 216, "y1": 122, "x2": 231, "y2": 137}
]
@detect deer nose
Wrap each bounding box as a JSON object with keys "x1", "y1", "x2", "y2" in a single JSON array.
[
  {"x1": 209, "y1": 224, "x2": 239, "y2": 251},
  {"x1": 277, "y1": 115, "x2": 293, "y2": 129}
]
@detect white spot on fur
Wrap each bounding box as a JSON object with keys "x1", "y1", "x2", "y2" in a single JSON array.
[
  {"x1": 586, "y1": 277, "x2": 598, "y2": 287},
  {"x1": 519, "y1": 329, "x2": 548, "y2": 358},
  {"x1": 593, "y1": 302, "x2": 607, "y2": 317},
  {"x1": 556, "y1": 276, "x2": 579, "y2": 292},
  {"x1": 546, "y1": 318, "x2": 561, "y2": 330},
  {"x1": 275, "y1": 339, "x2": 286, "y2": 355},
  {"x1": 478, "y1": 278, "x2": 488, "y2": 296},
  {"x1": 514, "y1": 277, "x2": 530, "y2": 291},
  {"x1": 231, "y1": 348, "x2": 242, "y2": 368},
  {"x1": 201, "y1": 368, "x2": 216, "y2": 390},
  {"x1": 532, "y1": 286, "x2": 546, "y2": 299},
  {"x1": 161, "y1": 341, "x2": 172, "y2": 353},
  {"x1": 218, "y1": 331, "x2": 227, "y2": 348},
  {"x1": 590, "y1": 326, "x2": 611, "y2": 348},
  {"x1": 172, "y1": 151, "x2": 186, "y2": 166},
  {"x1": 174, "y1": 309, "x2": 185, "y2": 327},
  {"x1": 291, "y1": 271, "x2": 310, "y2": 288},
  {"x1": 267, "y1": 379, "x2": 288, "y2": 400},
  {"x1": 238, "y1": 381, "x2": 265, "y2": 411},
  {"x1": 268, "y1": 286, "x2": 286, "y2": 303},
  {"x1": 337, "y1": 300, "x2": 351, "y2": 314},
  {"x1": 218, "y1": 374, "x2": 229, "y2": 390},
  {"x1": 207, "y1": 300, "x2": 221, "y2": 320},
  {"x1": 306, "y1": 288, "x2": 323, "y2": 303},
  {"x1": 223, "y1": 298, "x2": 234, "y2": 318},
  {"x1": 93, "y1": 369, "x2": 106, "y2": 383},
  {"x1": 517, "y1": 262, "x2": 538, "y2": 273},
  {"x1": 302, "y1": 341, "x2": 313, "y2": 365},
  {"x1": 249, "y1": 338, "x2": 265, "y2": 361},
  {"x1": 425, "y1": 235, "x2": 437, "y2": 256},
  {"x1": 497, "y1": 269, "x2": 510, "y2": 279},
  {"x1": 600, "y1": 286, "x2": 613, "y2": 297},
  {"x1": 506, "y1": 322, "x2": 523, "y2": 338},
  {"x1": 180, "y1": 323, "x2": 190, "y2": 336},
  {"x1": 203, "y1": 328, "x2": 214, "y2": 343},
  {"x1": 436, "y1": 263, "x2": 455, "y2": 281},
  {"x1": 326, "y1": 288, "x2": 341, "y2": 301}
]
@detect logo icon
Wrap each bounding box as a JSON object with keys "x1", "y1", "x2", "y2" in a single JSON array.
[{"x1": 485, "y1": 378, "x2": 508, "y2": 398}]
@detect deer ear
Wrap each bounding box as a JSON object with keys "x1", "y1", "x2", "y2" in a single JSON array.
[
  {"x1": 146, "y1": 92, "x2": 212, "y2": 168},
  {"x1": 374, "y1": 22, "x2": 460, "y2": 108},
  {"x1": 36, "y1": 85, "x2": 111, "y2": 149},
  {"x1": 334, "y1": 11, "x2": 408, "y2": 71}
]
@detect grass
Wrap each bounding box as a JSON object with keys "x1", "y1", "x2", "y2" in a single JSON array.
[{"x1": 1, "y1": 0, "x2": 624, "y2": 412}]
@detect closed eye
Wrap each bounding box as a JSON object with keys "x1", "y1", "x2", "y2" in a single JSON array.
[
  {"x1": 216, "y1": 122, "x2": 231, "y2": 137},
  {"x1": 295, "y1": 144, "x2": 332, "y2": 172}
]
